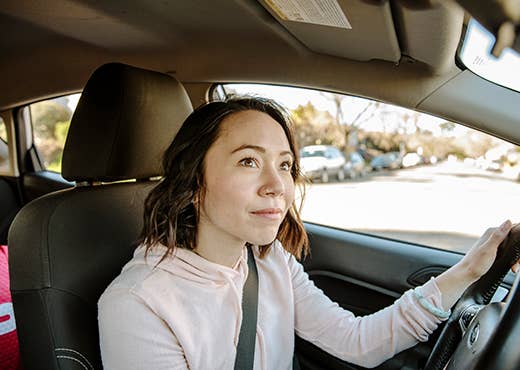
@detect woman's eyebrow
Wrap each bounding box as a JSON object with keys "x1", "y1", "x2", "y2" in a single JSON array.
[{"x1": 231, "y1": 144, "x2": 294, "y2": 159}]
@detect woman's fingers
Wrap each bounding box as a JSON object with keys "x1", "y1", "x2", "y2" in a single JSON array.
[
  {"x1": 493, "y1": 220, "x2": 520, "y2": 273},
  {"x1": 500, "y1": 220, "x2": 513, "y2": 233},
  {"x1": 486, "y1": 220, "x2": 512, "y2": 247},
  {"x1": 477, "y1": 221, "x2": 510, "y2": 248},
  {"x1": 463, "y1": 220, "x2": 513, "y2": 279}
]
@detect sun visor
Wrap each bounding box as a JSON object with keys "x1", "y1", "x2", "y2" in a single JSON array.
[
  {"x1": 258, "y1": 0, "x2": 401, "y2": 62},
  {"x1": 393, "y1": 1, "x2": 463, "y2": 74}
]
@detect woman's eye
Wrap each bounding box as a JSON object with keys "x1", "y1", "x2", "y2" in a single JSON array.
[
  {"x1": 239, "y1": 157, "x2": 258, "y2": 168},
  {"x1": 280, "y1": 161, "x2": 292, "y2": 171}
]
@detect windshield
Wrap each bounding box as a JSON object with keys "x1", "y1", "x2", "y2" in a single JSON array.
[{"x1": 459, "y1": 19, "x2": 520, "y2": 92}]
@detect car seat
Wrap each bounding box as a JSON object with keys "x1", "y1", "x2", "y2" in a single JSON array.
[
  {"x1": 8, "y1": 63, "x2": 193, "y2": 370},
  {"x1": 0, "y1": 244, "x2": 21, "y2": 370},
  {"x1": 0, "y1": 179, "x2": 20, "y2": 245}
]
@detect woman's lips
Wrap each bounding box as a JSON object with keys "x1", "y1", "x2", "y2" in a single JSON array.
[{"x1": 250, "y1": 208, "x2": 283, "y2": 220}]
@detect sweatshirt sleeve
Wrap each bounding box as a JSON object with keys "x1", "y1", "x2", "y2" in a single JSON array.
[
  {"x1": 289, "y1": 256, "x2": 444, "y2": 368},
  {"x1": 98, "y1": 283, "x2": 189, "y2": 370}
]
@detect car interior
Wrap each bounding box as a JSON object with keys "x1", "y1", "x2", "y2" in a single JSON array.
[{"x1": 1, "y1": 1, "x2": 519, "y2": 369}]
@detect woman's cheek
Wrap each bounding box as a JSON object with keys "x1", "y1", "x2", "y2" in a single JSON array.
[{"x1": 285, "y1": 179, "x2": 295, "y2": 207}]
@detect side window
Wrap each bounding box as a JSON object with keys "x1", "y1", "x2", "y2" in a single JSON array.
[
  {"x1": 0, "y1": 117, "x2": 10, "y2": 173},
  {"x1": 217, "y1": 84, "x2": 520, "y2": 254},
  {"x1": 29, "y1": 94, "x2": 80, "y2": 173}
]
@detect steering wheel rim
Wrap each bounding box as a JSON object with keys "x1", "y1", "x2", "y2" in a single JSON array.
[{"x1": 423, "y1": 225, "x2": 520, "y2": 370}]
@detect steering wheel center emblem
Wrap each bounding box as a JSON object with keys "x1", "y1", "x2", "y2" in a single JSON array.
[{"x1": 469, "y1": 323, "x2": 480, "y2": 347}]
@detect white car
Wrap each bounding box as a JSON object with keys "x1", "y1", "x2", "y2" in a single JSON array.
[
  {"x1": 300, "y1": 145, "x2": 346, "y2": 182},
  {"x1": 402, "y1": 153, "x2": 423, "y2": 168}
]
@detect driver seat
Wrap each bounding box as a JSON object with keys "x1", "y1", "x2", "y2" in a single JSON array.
[{"x1": 8, "y1": 63, "x2": 193, "y2": 370}]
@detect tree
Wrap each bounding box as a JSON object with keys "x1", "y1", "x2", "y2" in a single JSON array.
[
  {"x1": 30, "y1": 100, "x2": 72, "y2": 169},
  {"x1": 440, "y1": 121, "x2": 456, "y2": 135},
  {"x1": 31, "y1": 100, "x2": 71, "y2": 139},
  {"x1": 319, "y1": 92, "x2": 344, "y2": 125},
  {"x1": 291, "y1": 102, "x2": 345, "y2": 148}
]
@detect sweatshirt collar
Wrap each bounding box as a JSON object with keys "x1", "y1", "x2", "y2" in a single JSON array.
[{"x1": 130, "y1": 243, "x2": 250, "y2": 284}]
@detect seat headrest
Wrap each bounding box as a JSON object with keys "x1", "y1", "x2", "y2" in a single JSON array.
[{"x1": 62, "y1": 63, "x2": 193, "y2": 182}]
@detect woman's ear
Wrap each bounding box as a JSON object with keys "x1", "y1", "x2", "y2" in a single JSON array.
[
  {"x1": 194, "y1": 174, "x2": 205, "y2": 206},
  {"x1": 192, "y1": 187, "x2": 206, "y2": 209},
  {"x1": 191, "y1": 192, "x2": 199, "y2": 207}
]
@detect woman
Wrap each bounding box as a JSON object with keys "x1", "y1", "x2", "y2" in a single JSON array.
[{"x1": 98, "y1": 97, "x2": 517, "y2": 369}]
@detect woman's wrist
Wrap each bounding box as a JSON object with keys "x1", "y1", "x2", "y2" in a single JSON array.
[
  {"x1": 435, "y1": 262, "x2": 479, "y2": 310},
  {"x1": 453, "y1": 258, "x2": 482, "y2": 285}
]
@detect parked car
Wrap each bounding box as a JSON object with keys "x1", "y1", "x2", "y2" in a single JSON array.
[
  {"x1": 344, "y1": 151, "x2": 367, "y2": 179},
  {"x1": 370, "y1": 152, "x2": 402, "y2": 171},
  {"x1": 1, "y1": 2, "x2": 519, "y2": 370},
  {"x1": 300, "y1": 145, "x2": 346, "y2": 182},
  {"x1": 402, "y1": 152, "x2": 424, "y2": 168}
]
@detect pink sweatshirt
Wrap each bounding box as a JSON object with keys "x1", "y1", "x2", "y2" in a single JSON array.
[{"x1": 98, "y1": 241, "x2": 444, "y2": 370}]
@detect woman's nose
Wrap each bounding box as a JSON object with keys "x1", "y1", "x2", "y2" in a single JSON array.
[{"x1": 259, "y1": 166, "x2": 284, "y2": 197}]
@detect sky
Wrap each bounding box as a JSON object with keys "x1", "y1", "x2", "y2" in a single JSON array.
[{"x1": 67, "y1": 93, "x2": 81, "y2": 112}]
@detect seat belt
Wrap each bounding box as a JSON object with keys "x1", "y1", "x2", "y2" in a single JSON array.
[
  {"x1": 234, "y1": 246, "x2": 301, "y2": 370},
  {"x1": 234, "y1": 245, "x2": 259, "y2": 370}
]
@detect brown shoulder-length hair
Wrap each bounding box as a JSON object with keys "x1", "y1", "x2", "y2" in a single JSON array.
[{"x1": 139, "y1": 96, "x2": 309, "y2": 260}]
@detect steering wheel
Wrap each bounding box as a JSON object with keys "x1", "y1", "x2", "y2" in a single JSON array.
[{"x1": 423, "y1": 224, "x2": 520, "y2": 370}]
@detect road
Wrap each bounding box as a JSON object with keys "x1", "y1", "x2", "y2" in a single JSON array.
[{"x1": 300, "y1": 160, "x2": 520, "y2": 253}]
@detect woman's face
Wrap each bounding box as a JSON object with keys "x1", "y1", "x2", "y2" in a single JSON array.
[{"x1": 198, "y1": 110, "x2": 295, "y2": 248}]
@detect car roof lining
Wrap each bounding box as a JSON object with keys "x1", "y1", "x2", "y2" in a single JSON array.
[
  {"x1": 1, "y1": 0, "x2": 518, "y2": 146},
  {"x1": 1, "y1": 0, "x2": 463, "y2": 105}
]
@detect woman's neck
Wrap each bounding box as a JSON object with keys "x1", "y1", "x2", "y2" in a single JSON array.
[{"x1": 194, "y1": 235, "x2": 245, "y2": 268}]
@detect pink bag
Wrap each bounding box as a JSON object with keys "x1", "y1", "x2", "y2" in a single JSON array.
[{"x1": 0, "y1": 245, "x2": 21, "y2": 370}]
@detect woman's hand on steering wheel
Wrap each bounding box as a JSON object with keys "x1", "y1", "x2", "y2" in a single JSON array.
[
  {"x1": 424, "y1": 220, "x2": 520, "y2": 370},
  {"x1": 435, "y1": 220, "x2": 514, "y2": 311},
  {"x1": 462, "y1": 220, "x2": 516, "y2": 279}
]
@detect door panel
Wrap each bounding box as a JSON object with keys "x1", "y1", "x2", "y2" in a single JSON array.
[
  {"x1": 302, "y1": 223, "x2": 462, "y2": 292},
  {"x1": 296, "y1": 222, "x2": 463, "y2": 370}
]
